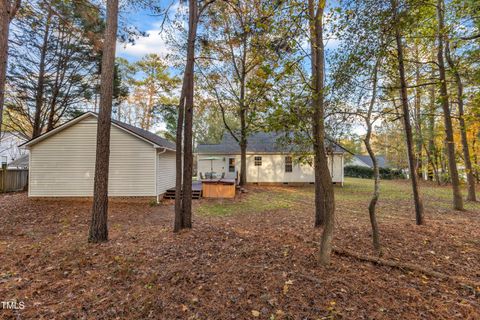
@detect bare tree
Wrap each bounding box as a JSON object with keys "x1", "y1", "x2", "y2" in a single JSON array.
[
  {"x1": 89, "y1": 0, "x2": 119, "y2": 243},
  {"x1": 426, "y1": 68, "x2": 441, "y2": 185},
  {"x1": 308, "y1": 0, "x2": 335, "y2": 265},
  {"x1": 32, "y1": 7, "x2": 53, "y2": 138},
  {"x1": 391, "y1": 0, "x2": 424, "y2": 225},
  {"x1": 0, "y1": 0, "x2": 21, "y2": 142},
  {"x1": 174, "y1": 0, "x2": 214, "y2": 232},
  {"x1": 198, "y1": 0, "x2": 285, "y2": 187},
  {"x1": 436, "y1": 0, "x2": 463, "y2": 210},
  {"x1": 363, "y1": 58, "x2": 381, "y2": 252},
  {"x1": 444, "y1": 32, "x2": 476, "y2": 202}
]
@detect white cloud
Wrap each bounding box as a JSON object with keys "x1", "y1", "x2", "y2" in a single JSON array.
[
  {"x1": 116, "y1": 29, "x2": 171, "y2": 60},
  {"x1": 325, "y1": 36, "x2": 341, "y2": 50},
  {"x1": 116, "y1": 2, "x2": 184, "y2": 61}
]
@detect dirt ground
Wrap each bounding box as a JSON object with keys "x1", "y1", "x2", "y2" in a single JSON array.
[{"x1": 0, "y1": 178, "x2": 479, "y2": 319}]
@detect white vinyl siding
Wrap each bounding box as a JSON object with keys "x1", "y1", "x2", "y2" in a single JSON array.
[
  {"x1": 157, "y1": 150, "x2": 176, "y2": 195},
  {"x1": 197, "y1": 153, "x2": 344, "y2": 184},
  {"x1": 246, "y1": 154, "x2": 313, "y2": 183},
  {"x1": 29, "y1": 116, "x2": 156, "y2": 197},
  {"x1": 246, "y1": 154, "x2": 343, "y2": 183}
]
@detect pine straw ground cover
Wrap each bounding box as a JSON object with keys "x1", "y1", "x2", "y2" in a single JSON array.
[{"x1": 0, "y1": 178, "x2": 479, "y2": 319}]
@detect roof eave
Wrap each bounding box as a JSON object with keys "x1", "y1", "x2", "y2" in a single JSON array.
[
  {"x1": 20, "y1": 112, "x2": 176, "y2": 151},
  {"x1": 21, "y1": 112, "x2": 94, "y2": 148}
]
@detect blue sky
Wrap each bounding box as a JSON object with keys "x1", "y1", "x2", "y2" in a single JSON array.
[
  {"x1": 117, "y1": 1, "x2": 341, "y2": 63},
  {"x1": 116, "y1": 1, "x2": 181, "y2": 63},
  {"x1": 115, "y1": 1, "x2": 354, "y2": 134}
]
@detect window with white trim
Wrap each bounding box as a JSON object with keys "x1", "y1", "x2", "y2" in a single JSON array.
[
  {"x1": 228, "y1": 158, "x2": 235, "y2": 172},
  {"x1": 285, "y1": 156, "x2": 293, "y2": 172}
]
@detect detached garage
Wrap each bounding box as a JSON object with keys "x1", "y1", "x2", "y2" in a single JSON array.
[{"x1": 22, "y1": 112, "x2": 176, "y2": 199}]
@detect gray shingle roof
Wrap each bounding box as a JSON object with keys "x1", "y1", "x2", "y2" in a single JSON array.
[
  {"x1": 8, "y1": 154, "x2": 29, "y2": 168},
  {"x1": 196, "y1": 132, "x2": 345, "y2": 154},
  {"x1": 110, "y1": 117, "x2": 176, "y2": 150},
  {"x1": 355, "y1": 155, "x2": 388, "y2": 168}
]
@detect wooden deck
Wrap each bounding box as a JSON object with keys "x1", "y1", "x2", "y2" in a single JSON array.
[
  {"x1": 164, "y1": 181, "x2": 203, "y2": 199},
  {"x1": 193, "y1": 181, "x2": 203, "y2": 191},
  {"x1": 163, "y1": 180, "x2": 236, "y2": 199}
]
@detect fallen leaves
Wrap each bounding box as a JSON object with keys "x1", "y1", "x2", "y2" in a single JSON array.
[
  {"x1": 0, "y1": 184, "x2": 479, "y2": 319},
  {"x1": 283, "y1": 280, "x2": 293, "y2": 295}
]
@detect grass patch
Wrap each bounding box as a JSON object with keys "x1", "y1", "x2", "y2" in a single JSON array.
[
  {"x1": 196, "y1": 178, "x2": 480, "y2": 216},
  {"x1": 338, "y1": 178, "x2": 480, "y2": 210},
  {"x1": 196, "y1": 188, "x2": 305, "y2": 216}
]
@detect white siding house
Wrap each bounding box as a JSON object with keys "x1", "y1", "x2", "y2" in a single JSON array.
[
  {"x1": 0, "y1": 131, "x2": 28, "y2": 166},
  {"x1": 22, "y1": 112, "x2": 176, "y2": 199},
  {"x1": 196, "y1": 132, "x2": 346, "y2": 185}
]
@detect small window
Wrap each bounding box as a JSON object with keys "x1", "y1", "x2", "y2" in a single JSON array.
[
  {"x1": 228, "y1": 158, "x2": 235, "y2": 172},
  {"x1": 254, "y1": 156, "x2": 262, "y2": 166},
  {"x1": 285, "y1": 156, "x2": 293, "y2": 172}
]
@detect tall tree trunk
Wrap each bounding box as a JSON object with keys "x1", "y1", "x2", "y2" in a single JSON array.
[
  {"x1": 239, "y1": 138, "x2": 247, "y2": 185},
  {"x1": 174, "y1": 85, "x2": 186, "y2": 232},
  {"x1": 392, "y1": 0, "x2": 424, "y2": 225},
  {"x1": 413, "y1": 46, "x2": 423, "y2": 180},
  {"x1": 436, "y1": 0, "x2": 464, "y2": 210},
  {"x1": 88, "y1": 0, "x2": 119, "y2": 243},
  {"x1": 47, "y1": 39, "x2": 68, "y2": 132},
  {"x1": 0, "y1": 0, "x2": 20, "y2": 143},
  {"x1": 144, "y1": 90, "x2": 154, "y2": 130},
  {"x1": 0, "y1": 5, "x2": 9, "y2": 143},
  {"x1": 181, "y1": 0, "x2": 198, "y2": 229},
  {"x1": 426, "y1": 81, "x2": 441, "y2": 184},
  {"x1": 472, "y1": 132, "x2": 479, "y2": 182},
  {"x1": 445, "y1": 37, "x2": 476, "y2": 201},
  {"x1": 174, "y1": 0, "x2": 198, "y2": 232},
  {"x1": 314, "y1": 182, "x2": 326, "y2": 227},
  {"x1": 310, "y1": 1, "x2": 325, "y2": 228},
  {"x1": 239, "y1": 76, "x2": 248, "y2": 186},
  {"x1": 47, "y1": 74, "x2": 60, "y2": 132},
  {"x1": 364, "y1": 59, "x2": 381, "y2": 253},
  {"x1": 309, "y1": 0, "x2": 335, "y2": 265},
  {"x1": 32, "y1": 8, "x2": 53, "y2": 138},
  {"x1": 440, "y1": 142, "x2": 447, "y2": 181}
]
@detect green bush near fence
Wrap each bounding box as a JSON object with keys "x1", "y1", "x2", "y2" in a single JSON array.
[{"x1": 344, "y1": 165, "x2": 405, "y2": 180}]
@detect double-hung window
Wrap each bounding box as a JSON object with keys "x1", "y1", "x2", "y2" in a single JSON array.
[
  {"x1": 285, "y1": 156, "x2": 293, "y2": 172},
  {"x1": 228, "y1": 158, "x2": 235, "y2": 172}
]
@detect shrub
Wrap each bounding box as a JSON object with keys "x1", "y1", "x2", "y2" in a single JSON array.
[{"x1": 344, "y1": 165, "x2": 405, "y2": 180}]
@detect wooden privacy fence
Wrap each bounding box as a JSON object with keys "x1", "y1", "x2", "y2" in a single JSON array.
[{"x1": 0, "y1": 169, "x2": 28, "y2": 192}]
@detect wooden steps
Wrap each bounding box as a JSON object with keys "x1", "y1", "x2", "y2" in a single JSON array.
[{"x1": 164, "y1": 189, "x2": 202, "y2": 200}]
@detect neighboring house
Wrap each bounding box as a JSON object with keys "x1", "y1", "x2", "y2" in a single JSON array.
[
  {"x1": 0, "y1": 131, "x2": 28, "y2": 166},
  {"x1": 348, "y1": 154, "x2": 389, "y2": 169},
  {"x1": 196, "y1": 132, "x2": 346, "y2": 185},
  {"x1": 21, "y1": 112, "x2": 176, "y2": 199},
  {"x1": 8, "y1": 154, "x2": 29, "y2": 169}
]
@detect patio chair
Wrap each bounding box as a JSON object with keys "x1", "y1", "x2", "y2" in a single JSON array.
[{"x1": 221, "y1": 172, "x2": 225, "y2": 179}]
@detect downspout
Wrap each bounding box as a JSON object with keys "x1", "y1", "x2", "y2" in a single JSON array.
[
  {"x1": 27, "y1": 146, "x2": 31, "y2": 196},
  {"x1": 341, "y1": 154, "x2": 344, "y2": 187}
]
